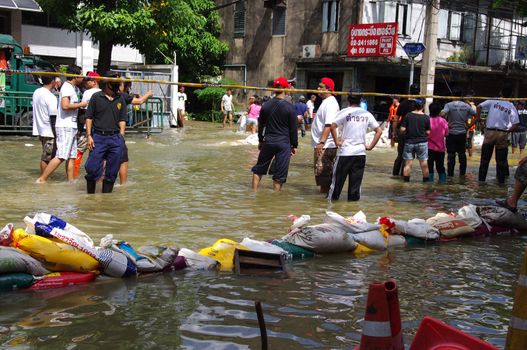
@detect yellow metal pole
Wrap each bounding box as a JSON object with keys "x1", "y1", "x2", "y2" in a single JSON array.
[{"x1": 506, "y1": 248, "x2": 527, "y2": 350}]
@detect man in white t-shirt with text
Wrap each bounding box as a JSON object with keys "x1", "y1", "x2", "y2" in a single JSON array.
[
  {"x1": 328, "y1": 91, "x2": 382, "y2": 201},
  {"x1": 221, "y1": 89, "x2": 234, "y2": 128},
  {"x1": 175, "y1": 85, "x2": 187, "y2": 127},
  {"x1": 36, "y1": 65, "x2": 87, "y2": 183},
  {"x1": 32, "y1": 74, "x2": 58, "y2": 175},
  {"x1": 477, "y1": 86, "x2": 519, "y2": 183},
  {"x1": 312, "y1": 77, "x2": 340, "y2": 194}
]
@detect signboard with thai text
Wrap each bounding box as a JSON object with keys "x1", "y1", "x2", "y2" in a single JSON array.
[{"x1": 348, "y1": 22, "x2": 398, "y2": 57}]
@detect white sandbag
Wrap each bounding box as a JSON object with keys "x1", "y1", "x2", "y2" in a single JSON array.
[
  {"x1": 350, "y1": 231, "x2": 407, "y2": 250},
  {"x1": 25, "y1": 213, "x2": 95, "y2": 248},
  {"x1": 0, "y1": 246, "x2": 50, "y2": 276},
  {"x1": 477, "y1": 206, "x2": 527, "y2": 231},
  {"x1": 426, "y1": 213, "x2": 475, "y2": 237},
  {"x1": 178, "y1": 248, "x2": 218, "y2": 270},
  {"x1": 457, "y1": 204, "x2": 483, "y2": 229},
  {"x1": 240, "y1": 238, "x2": 287, "y2": 255},
  {"x1": 282, "y1": 224, "x2": 358, "y2": 253},
  {"x1": 393, "y1": 219, "x2": 440, "y2": 240},
  {"x1": 96, "y1": 248, "x2": 137, "y2": 278},
  {"x1": 324, "y1": 211, "x2": 380, "y2": 233}
]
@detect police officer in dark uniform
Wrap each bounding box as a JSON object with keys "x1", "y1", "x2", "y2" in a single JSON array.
[{"x1": 84, "y1": 72, "x2": 127, "y2": 193}]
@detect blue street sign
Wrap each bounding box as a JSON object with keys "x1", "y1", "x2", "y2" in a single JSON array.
[{"x1": 403, "y1": 43, "x2": 426, "y2": 58}]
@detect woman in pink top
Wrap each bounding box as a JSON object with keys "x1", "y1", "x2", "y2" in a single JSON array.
[
  {"x1": 246, "y1": 95, "x2": 262, "y2": 134},
  {"x1": 428, "y1": 102, "x2": 449, "y2": 183}
]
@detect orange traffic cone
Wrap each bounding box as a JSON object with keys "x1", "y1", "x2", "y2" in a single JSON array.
[{"x1": 355, "y1": 279, "x2": 404, "y2": 350}]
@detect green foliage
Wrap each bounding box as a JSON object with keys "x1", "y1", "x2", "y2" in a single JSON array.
[
  {"x1": 446, "y1": 45, "x2": 476, "y2": 64},
  {"x1": 192, "y1": 111, "x2": 224, "y2": 122},
  {"x1": 194, "y1": 78, "x2": 237, "y2": 109},
  {"x1": 37, "y1": 0, "x2": 228, "y2": 81}
]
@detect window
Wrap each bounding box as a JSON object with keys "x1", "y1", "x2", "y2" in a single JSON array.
[
  {"x1": 395, "y1": 4, "x2": 409, "y2": 36},
  {"x1": 272, "y1": 7, "x2": 286, "y2": 36},
  {"x1": 233, "y1": 0, "x2": 246, "y2": 38},
  {"x1": 322, "y1": 0, "x2": 340, "y2": 33},
  {"x1": 449, "y1": 12, "x2": 462, "y2": 41},
  {"x1": 462, "y1": 13, "x2": 476, "y2": 43}
]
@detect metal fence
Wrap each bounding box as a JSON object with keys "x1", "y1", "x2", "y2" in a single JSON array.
[{"x1": 0, "y1": 91, "x2": 164, "y2": 135}]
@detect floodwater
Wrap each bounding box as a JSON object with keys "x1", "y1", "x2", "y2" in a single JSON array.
[{"x1": 0, "y1": 121, "x2": 525, "y2": 349}]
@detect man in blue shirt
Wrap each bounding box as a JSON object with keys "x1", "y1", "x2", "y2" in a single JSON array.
[{"x1": 294, "y1": 96, "x2": 309, "y2": 137}]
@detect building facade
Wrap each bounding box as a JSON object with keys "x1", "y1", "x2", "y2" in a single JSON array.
[{"x1": 218, "y1": 0, "x2": 527, "y2": 111}]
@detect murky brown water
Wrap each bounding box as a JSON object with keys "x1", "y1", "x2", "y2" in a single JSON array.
[{"x1": 0, "y1": 121, "x2": 525, "y2": 349}]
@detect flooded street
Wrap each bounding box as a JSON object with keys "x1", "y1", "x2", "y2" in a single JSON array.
[{"x1": 0, "y1": 121, "x2": 525, "y2": 349}]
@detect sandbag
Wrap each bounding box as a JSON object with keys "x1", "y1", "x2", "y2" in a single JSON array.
[
  {"x1": 324, "y1": 211, "x2": 380, "y2": 233},
  {"x1": 28, "y1": 272, "x2": 97, "y2": 290},
  {"x1": 270, "y1": 240, "x2": 315, "y2": 260},
  {"x1": 8, "y1": 229, "x2": 99, "y2": 273},
  {"x1": 350, "y1": 231, "x2": 407, "y2": 251},
  {"x1": 198, "y1": 239, "x2": 249, "y2": 271},
  {"x1": 137, "y1": 246, "x2": 178, "y2": 271},
  {"x1": 178, "y1": 248, "x2": 218, "y2": 270},
  {"x1": 25, "y1": 213, "x2": 95, "y2": 248},
  {"x1": 240, "y1": 238, "x2": 287, "y2": 255},
  {"x1": 100, "y1": 235, "x2": 158, "y2": 273},
  {"x1": 392, "y1": 219, "x2": 440, "y2": 240},
  {"x1": 426, "y1": 213, "x2": 475, "y2": 238},
  {"x1": 0, "y1": 273, "x2": 34, "y2": 291},
  {"x1": 96, "y1": 248, "x2": 137, "y2": 278},
  {"x1": 289, "y1": 215, "x2": 311, "y2": 231},
  {"x1": 457, "y1": 204, "x2": 483, "y2": 229},
  {"x1": 477, "y1": 206, "x2": 527, "y2": 231},
  {"x1": 167, "y1": 256, "x2": 188, "y2": 271},
  {"x1": 471, "y1": 223, "x2": 515, "y2": 237},
  {"x1": 0, "y1": 246, "x2": 50, "y2": 276},
  {"x1": 282, "y1": 224, "x2": 358, "y2": 253}
]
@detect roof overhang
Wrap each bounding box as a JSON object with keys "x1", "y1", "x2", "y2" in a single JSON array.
[{"x1": 0, "y1": 0, "x2": 42, "y2": 12}]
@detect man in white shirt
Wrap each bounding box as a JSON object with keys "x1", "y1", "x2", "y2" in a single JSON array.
[
  {"x1": 328, "y1": 91, "x2": 382, "y2": 201},
  {"x1": 221, "y1": 89, "x2": 234, "y2": 128},
  {"x1": 36, "y1": 65, "x2": 87, "y2": 183},
  {"x1": 477, "y1": 87, "x2": 519, "y2": 183},
  {"x1": 32, "y1": 75, "x2": 58, "y2": 175},
  {"x1": 312, "y1": 77, "x2": 340, "y2": 194},
  {"x1": 74, "y1": 71, "x2": 101, "y2": 178},
  {"x1": 306, "y1": 94, "x2": 316, "y2": 126},
  {"x1": 175, "y1": 86, "x2": 187, "y2": 127}
]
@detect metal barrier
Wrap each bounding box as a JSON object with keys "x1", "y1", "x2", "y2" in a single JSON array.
[
  {"x1": 0, "y1": 92, "x2": 164, "y2": 135},
  {"x1": 0, "y1": 91, "x2": 34, "y2": 134}
]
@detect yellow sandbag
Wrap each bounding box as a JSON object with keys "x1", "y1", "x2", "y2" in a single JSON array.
[
  {"x1": 353, "y1": 243, "x2": 373, "y2": 255},
  {"x1": 198, "y1": 239, "x2": 249, "y2": 271},
  {"x1": 10, "y1": 229, "x2": 99, "y2": 273}
]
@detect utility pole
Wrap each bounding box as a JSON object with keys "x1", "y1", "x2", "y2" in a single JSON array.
[{"x1": 419, "y1": 0, "x2": 439, "y2": 106}]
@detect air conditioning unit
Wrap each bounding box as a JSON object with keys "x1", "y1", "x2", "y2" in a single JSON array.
[{"x1": 302, "y1": 45, "x2": 320, "y2": 59}]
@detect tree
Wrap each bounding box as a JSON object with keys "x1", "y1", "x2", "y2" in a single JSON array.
[{"x1": 37, "y1": 0, "x2": 228, "y2": 80}]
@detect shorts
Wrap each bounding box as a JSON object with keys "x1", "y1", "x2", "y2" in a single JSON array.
[
  {"x1": 251, "y1": 143, "x2": 292, "y2": 183},
  {"x1": 77, "y1": 133, "x2": 87, "y2": 153},
  {"x1": 39, "y1": 136, "x2": 56, "y2": 163},
  {"x1": 224, "y1": 109, "x2": 232, "y2": 115},
  {"x1": 515, "y1": 162, "x2": 527, "y2": 186},
  {"x1": 403, "y1": 142, "x2": 428, "y2": 161},
  {"x1": 121, "y1": 142, "x2": 129, "y2": 164},
  {"x1": 246, "y1": 118, "x2": 258, "y2": 126},
  {"x1": 314, "y1": 148, "x2": 338, "y2": 186},
  {"x1": 55, "y1": 127, "x2": 77, "y2": 160},
  {"x1": 511, "y1": 131, "x2": 527, "y2": 149}
]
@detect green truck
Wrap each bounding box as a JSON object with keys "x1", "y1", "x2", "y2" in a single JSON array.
[{"x1": 0, "y1": 34, "x2": 57, "y2": 133}]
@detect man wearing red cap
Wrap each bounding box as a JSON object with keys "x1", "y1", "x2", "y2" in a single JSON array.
[
  {"x1": 312, "y1": 77, "x2": 340, "y2": 194},
  {"x1": 251, "y1": 77, "x2": 298, "y2": 191}
]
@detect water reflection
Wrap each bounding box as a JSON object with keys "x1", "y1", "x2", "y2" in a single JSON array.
[{"x1": 0, "y1": 122, "x2": 524, "y2": 348}]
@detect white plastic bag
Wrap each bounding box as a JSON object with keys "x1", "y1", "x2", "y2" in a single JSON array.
[
  {"x1": 457, "y1": 204, "x2": 482, "y2": 228},
  {"x1": 282, "y1": 224, "x2": 358, "y2": 253},
  {"x1": 289, "y1": 215, "x2": 311, "y2": 231},
  {"x1": 240, "y1": 237, "x2": 287, "y2": 255},
  {"x1": 324, "y1": 211, "x2": 380, "y2": 233},
  {"x1": 392, "y1": 219, "x2": 440, "y2": 240},
  {"x1": 178, "y1": 248, "x2": 218, "y2": 270}
]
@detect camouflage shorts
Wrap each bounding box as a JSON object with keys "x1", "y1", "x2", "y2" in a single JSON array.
[
  {"x1": 314, "y1": 148, "x2": 337, "y2": 187},
  {"x1": 39, "y1": 136, "x2": 56, "y2": 162},
  {"x1": 515, "y1": 162, "x2": 527, "y2": 186}
]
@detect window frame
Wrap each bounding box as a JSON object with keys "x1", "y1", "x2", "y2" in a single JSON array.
[
  {"x1": 233, "y1": 0, "x2": 246, "y2": 38},
  {"x1": 272, "y1": 6, "x2": 287, "y2": 36},
  {"x1": 395, "y1": 3, "x2": 409, "y2": 37},
  {"x1": 322, "y1": 0, "x2": 340, "y2": 33}
]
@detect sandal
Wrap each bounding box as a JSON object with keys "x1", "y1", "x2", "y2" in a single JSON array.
[{"x1": 496, "y1": 199, "x2": 518, "y2": 213}]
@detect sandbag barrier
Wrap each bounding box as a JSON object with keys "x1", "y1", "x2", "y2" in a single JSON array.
[{"x1": 0, "y1": 205, "x2": 525, "y2": 292}]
